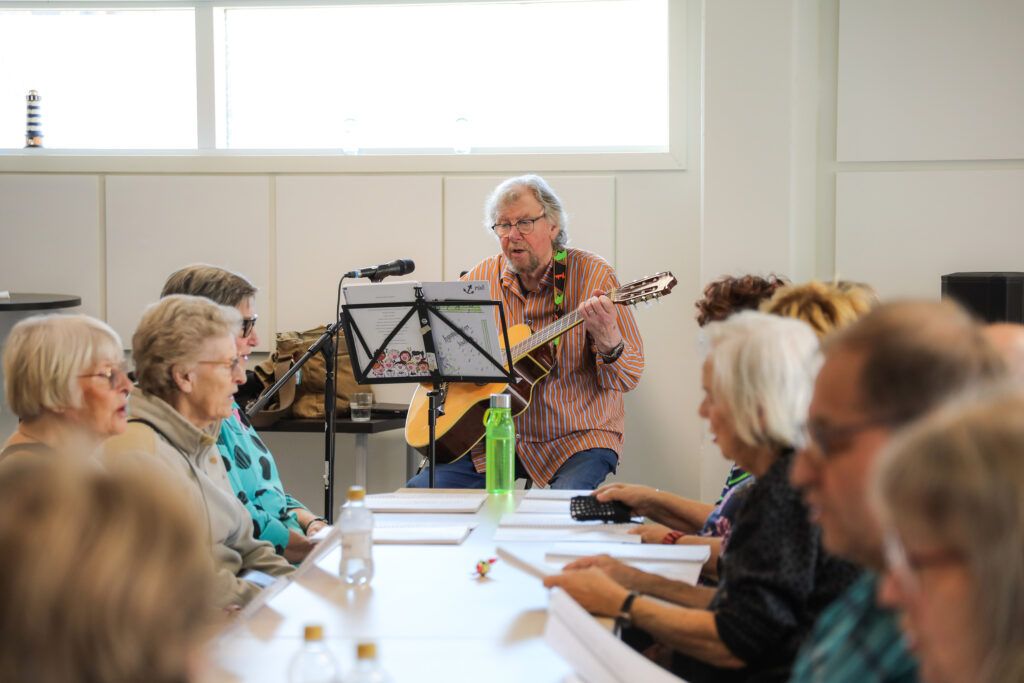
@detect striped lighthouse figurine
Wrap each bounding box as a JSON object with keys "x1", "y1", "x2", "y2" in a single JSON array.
[{"x1": 26, "y1": 90, "x2": 43, "y2": 148}]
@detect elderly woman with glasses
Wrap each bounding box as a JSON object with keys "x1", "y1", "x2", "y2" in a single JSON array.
[
  {"x1": 544, "y1": 311, "x2": 859, "y2": 682},
  {"x1": 102, "y1": 295, "x2": 293, "y2": 607},
  {"x1": 2, "y1": 314, "x2": 132, "y2": 462},
  {"x1": 161, "y1": 264, "x2": 324, "y2": 562},
  {"x1": 872, "y1": 390, "x2": 1024, "y2": 683}
]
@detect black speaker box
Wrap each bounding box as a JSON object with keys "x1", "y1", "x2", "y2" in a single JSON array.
[{"x1": 941, "y1": 272, "x2": 1024, "y2": 323}]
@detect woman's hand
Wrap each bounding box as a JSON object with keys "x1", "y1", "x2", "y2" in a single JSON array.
[
  {"x1": 543, "y1": 567, "x2": 630, "y2": 617},
  {"x1": 629, "y1": 522, "x2": 675, "y2": 544},
  {"x1": 592, "y1": 483, "x2": 658, "y2": 517},
  {"x1": 282, "y1": 530, "x2": 314, "y2": 564},
  {"x1": 305, "y1": 518, "x2": 329, "y2": 537},
  {"x1": 562, "y1": 554, "x2": 645, "y2": 589}
]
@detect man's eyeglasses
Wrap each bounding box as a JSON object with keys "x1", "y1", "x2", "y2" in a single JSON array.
[
  {"x1": 491, "y1": 214, "x2": 545, "y2": 238},
  {"x1": 241, "y1": 315, "x2": 258, "y2": 338},
  {"x1": 78, "y1": 363, "x2": 130, "y2": 390},
  {"x1": 197, "y1": 356, "x2": 246, "y2": 373},
  {"x1": 805, "y1": 415, "x2": 900, "y2": 462}
]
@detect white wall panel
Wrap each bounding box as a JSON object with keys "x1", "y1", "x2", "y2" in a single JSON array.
[
  {"x1": 275, "y1": 176, "x2": 442, "y2": 405},
  {"x1": 837, "y1": 0, "x2": 1024, "y2": 162},
  {"x1": 443, "y1": 175, "x2": 615, "y2": 282},
  {"x1": 613, "y1": 172, "x2": 704, "y2": 500},
  {"x1": 0, "y1": 174, "x2": 99, "y2": 315},
  {"x1": 106, "y1": 176, "x2": 271, "y2": 349},
  {"x1": 836, "y1": 170, "x2": 1024, "y2": 300},
  {"x1": 703, "y1": 0, "x2": 799, "y2": 280}
]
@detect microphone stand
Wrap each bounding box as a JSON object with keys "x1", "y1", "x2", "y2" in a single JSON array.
[{"x1": 246, "y1": 321, "x2": 341, "y2": 523}]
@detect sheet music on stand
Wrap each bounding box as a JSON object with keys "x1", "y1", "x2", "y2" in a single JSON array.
[{"x1": 342, "y1": 280, "x2": 507, "y2": 383}]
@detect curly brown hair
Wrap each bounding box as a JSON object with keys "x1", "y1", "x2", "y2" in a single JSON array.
[{"x1": 695, "y1": 274, "x2": 788, "y2": 327}]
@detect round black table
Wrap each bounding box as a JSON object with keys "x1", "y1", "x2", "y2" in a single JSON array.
[{"x1": 0, "y1": 293, "x2": 82, "y2": 311}]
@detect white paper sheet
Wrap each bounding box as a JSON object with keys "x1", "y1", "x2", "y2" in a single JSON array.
[
  {"x1": 493, "y1": 527, "x2": 641, "y2": 544},
  {"x1": 544, "y1": 588, "x2": 684, "y2": 683},
  {"x1": 524, "y1": 488, "x2": 593, "y2": 500},
  {"x1": 496, "y1": 545, "x2": 560, "y2": 579},
  {"x1": 372, "y1": 525, "x2": 472, "y2": 545},
  {"x1": 516, "y1": 498, "x2": 571, "y2": 514},
  {"x1": 364, "y1": 492, "x2": 487, "y2": 513},
  {"x1": 546, "y1": 542, "x2": 710, "y2": 563}
]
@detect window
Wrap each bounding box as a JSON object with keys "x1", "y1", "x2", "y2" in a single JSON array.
[
  {"x1": 220, "y1": 0, "x2": 669, "y2": 153},
  {"x1": 0, "y1": 0, "x2": 672, "y2": 157},
  {"x1": 0, "y1": 9, "x2": 197, "y2": 149}
]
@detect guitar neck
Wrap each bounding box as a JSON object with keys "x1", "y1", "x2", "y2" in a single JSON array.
[{"x1": 508, "y1": 310, "x2": 585, "y2": 362}]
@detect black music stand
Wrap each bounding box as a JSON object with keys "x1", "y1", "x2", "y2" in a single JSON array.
[{"x1": 341, "y1": 282, "x2": 513, "y2": 488}]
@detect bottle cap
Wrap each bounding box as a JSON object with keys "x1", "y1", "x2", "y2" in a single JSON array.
[
  {"x1": 489, "y1": 393, "x2": 510, "y2": 409},
  {"x1": 356, "y1": 642, "x2": 376, "y2": 659},
  {"x1": 303, "y1": 625, "x2": 323, "y2": 641},
  {"x1": 348, "y1": 485, "x2": 365, "y2": 501}
]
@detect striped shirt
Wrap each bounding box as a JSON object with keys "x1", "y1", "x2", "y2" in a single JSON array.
[{"x1": 465, "y1": 248, "x2": 644, "y2": 485}]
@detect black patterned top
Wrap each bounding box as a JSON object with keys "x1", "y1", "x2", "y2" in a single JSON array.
[{"x1": 672, "y1": 450, "x2": 861, "y2": 683}]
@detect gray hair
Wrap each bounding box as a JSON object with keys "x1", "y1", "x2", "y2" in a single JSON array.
[
  {"x1": 483, "y1": 174, "x2": 569, "y2": 250},
  {"x1": 706, "y1": 310, "x2": 820, "y2": 450},
  {"x1": 871, "y1": 389, "x2": 1024, "y2": 683},
  {"x1": 160, "y1": 264, "x2": 257, "y2": 308},
  {"x1": 132, "y1": 295, "x2": 241, "y2": 404},
  {"x1": 3, "y1": 314, "x2": 123, "y2": 421}
]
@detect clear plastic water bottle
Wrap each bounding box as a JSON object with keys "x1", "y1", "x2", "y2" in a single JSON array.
[
  {"x1": 484, "y1": 393, "x2": 515, "y2": 494},
  {"x1": 344, "y1": 643, "x2": 393, "y2": 683},
  {"x1": 339, "y1": 485, "x2": 374, "y2": 586},
  {"x1": 288, "y1": 625, "x2": 339, "y2": 683}
]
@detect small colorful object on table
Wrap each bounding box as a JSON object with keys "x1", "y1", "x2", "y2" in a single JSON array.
[{"x1": 473, "y1": 557, "x2": 498, "y2": 579}]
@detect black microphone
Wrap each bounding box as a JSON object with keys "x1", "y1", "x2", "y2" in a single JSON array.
[{"x1": 344, "y1": 259, "x2": 415, "y2": 281}]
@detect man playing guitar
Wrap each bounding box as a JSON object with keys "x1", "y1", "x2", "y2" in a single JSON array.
[{"x1": 405, "y1": 174, "x2": 645, "y2": 489}]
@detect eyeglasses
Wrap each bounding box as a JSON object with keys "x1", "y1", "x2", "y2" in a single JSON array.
[
  {"x1": 78, "y1": 363, "x2": 130, "y2": 390},
  {"x1": 804, "y1": 415, "x2": 900, "y2": 463},
  {"x1": 241, "y1": 315, "x2": 258, "y2": 338},
  {"x1": 491, "y1": 214, "x2": 545, "y2": 238},
  {"x1": 883, "y1": 530, "x2": 964, "y2": 595},
  {"x1": 197, "y1": 356, "x2": 246, "y2": 374}
]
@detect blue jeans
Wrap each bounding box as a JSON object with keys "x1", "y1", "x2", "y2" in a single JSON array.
[{"x1": 405, "y1": 447, "x2": 618, "y2": 490}]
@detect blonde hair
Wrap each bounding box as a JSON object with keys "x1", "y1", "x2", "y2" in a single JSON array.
[
  {"x1": 872, "y1": 389, "x2": 1024, "y2": 683},
  {"x1": 3, "y1": 314, "x2": 123, "y2": 421},
  {"x1": 132, "y1": 295, "x2": 241, "y2": 404},
  {"x1": 706, "y1": 310, "x2": 820, "y2": 450},
  {"x1": 0, "y1": 455, "x2": 215, "y2": 683},
  {"x1": 761, "y1": 280, "x2": 876, "y2": 338}
]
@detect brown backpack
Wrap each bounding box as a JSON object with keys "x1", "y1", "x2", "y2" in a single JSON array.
[{"x1": 249, "y1": 325, "x2": 373, "y2": 428}]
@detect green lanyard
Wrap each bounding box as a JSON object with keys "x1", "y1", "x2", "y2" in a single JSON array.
[{"x1": 552, "y1": 249, "x2": 567, "y2": 349}]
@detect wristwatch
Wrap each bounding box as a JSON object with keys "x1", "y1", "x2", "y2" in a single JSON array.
[
  {"x1": 614, "y1": 591, "x2": 639, "y2": 635},
  {"x1": 599, "y1": 340, "x2": 625, "y2": 363}
]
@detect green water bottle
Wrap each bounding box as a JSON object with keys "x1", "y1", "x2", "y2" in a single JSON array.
[{"x1": 484, "y1": 393, "x2": 515, "y2": 494}]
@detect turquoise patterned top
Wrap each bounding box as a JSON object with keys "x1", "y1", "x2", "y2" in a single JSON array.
[{"x1": 216, "y1": 402, "x2": 308, "y2": 555}]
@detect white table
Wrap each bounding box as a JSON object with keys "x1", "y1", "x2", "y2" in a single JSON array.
[{"x1": 204, "y1": 492, "x2": 705, "y2": 683}]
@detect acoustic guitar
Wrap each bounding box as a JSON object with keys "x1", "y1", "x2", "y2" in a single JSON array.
[{"x1": 404, "y1": 271, "x2": 678, "y2": 464}]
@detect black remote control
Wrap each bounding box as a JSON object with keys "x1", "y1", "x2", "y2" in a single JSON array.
[{"x1": 569, "y1": 495, "x2": 634, "y2": 523}]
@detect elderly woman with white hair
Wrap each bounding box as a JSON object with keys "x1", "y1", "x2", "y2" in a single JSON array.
[
  {"x1": 545, "y1": 311, "x2": 859, "y2": 682},
  {"x1": 872, "y1": 390, "x2": 1024, "y2": 683},
  {"x1": 2, "y1": 314, "x2": 131, "y2": 461},
  {"x1": 101, "y1": 295, "x2": 293, "y2": 607}
]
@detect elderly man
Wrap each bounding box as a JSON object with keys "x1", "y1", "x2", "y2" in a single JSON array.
[
  {"x1": 407, "y1": 174, "x2": 644, "y2": 489},
  {"x1": 788, "y1": 301, "x2": 1005, "y2": 682}
]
